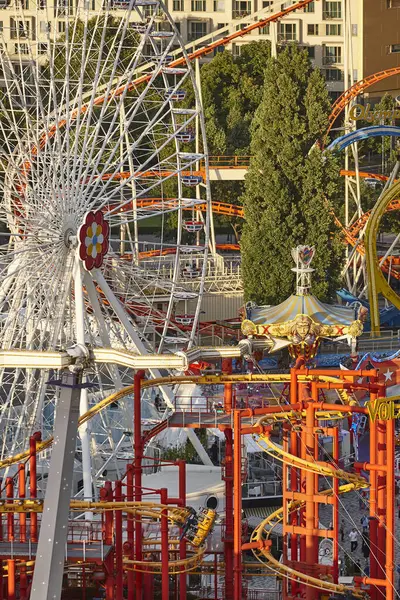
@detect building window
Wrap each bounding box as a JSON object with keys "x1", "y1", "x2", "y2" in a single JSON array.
[
  {"x1": 213, "y1": 0, "x2": 224, "y2": 10},
  {"x1": 277, "y1": 22, "x2": 297, "y2": 42},
  {"x1": 304, "y1": 0, "x2": 315, "y2": 11},
  {"x1": 307, "y1": 24, "x2": 319, "y2": 35},
  {"x1": 260, "y1": 23, "x2": 270, "y2": 34},
  {"x1": 323, "y1": 45, "x2": 342, "y2": 64},
  {"x1": 326, "y1": 23, "x2": 342, "y2": 35},
  {"x1": 0, "y1": 21, "x2": 3, "y2": 33},
  {"x1": 387, "y1": 0, "x2": 400, "y2": 7},
  {"x1": 188, "y1": 20, "x2": 207, "y2": 40},
  {"x1": 323, "y1": 0, "x2": 342, "y2": 19},
  {"x1": 39, "y1": 0, "x2": 46, "y2": 7},
  {"x1": 38, "y1": 42, "x2": 48, "y2": 53},
  {"x1": 174, "y1": 21, "x2": 181, "y2": 33},
  {"x1": 191, "y1": 0, "x2": 205, "y2": 9},
  {"x1": 58, "y1": 20, "x2": 66, "y2": 33},
  {"x1": 173, "y1": 0, "x2": 183, "y2": 9},
  {"x1": 262, "y1": 0, "x2": 272, "y2": 7},
  {"x1": 233, "y1": 0, "x2": 251, "y2": 18},
  {"x1": 390, "y1": 44, "x2": 400, "y2": 53},
  {"x1": 11, "y1": 19, "x2": 31, "y2": 39},
  {"x1": 14, "y1": 43, "x2": 29, "y2": 54},
  {"x1": 54, "y1": 0, "x2": 68, "y2": 16},
  {"x1": 40, "y1": 21, "x2": 51, "y2": 33},
  {"x1": 325, "y1": 68, "x2": 344, "y2": 81},
  {"x1": 306, "y1": 46, "x2": 315, "y2": 59}
]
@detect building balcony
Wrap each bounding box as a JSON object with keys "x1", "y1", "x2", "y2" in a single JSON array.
[
  {"x1": 322, "y1": 56, "x2": 343, "y2": 66},
  {"x1": 322, "y1": 11, "x2": 342, "y2": 19},
  {"x1": 232, "y1": 9, "x2": 251, "y2": 18}
]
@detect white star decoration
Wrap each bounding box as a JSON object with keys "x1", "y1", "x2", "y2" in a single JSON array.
[{"x1": 383, "y1": 369, "x2": 393, "y2": 382}]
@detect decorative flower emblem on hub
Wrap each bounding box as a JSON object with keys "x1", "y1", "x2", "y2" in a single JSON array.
[{"x1": 78, "y1": 210, "x2": 109, "y2": 271}]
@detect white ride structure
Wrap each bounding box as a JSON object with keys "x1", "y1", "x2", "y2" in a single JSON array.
[{"x1": 0, "y1": 0, "x2": 212, "y2": 495}]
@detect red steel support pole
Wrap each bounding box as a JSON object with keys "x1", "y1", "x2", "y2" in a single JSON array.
[
  {"x1": 18, "y1": 464, "x2": 26, "y2": 543},
  {"x1": 19, "y1": 563, "x2": 28, "y2": 600},
  {"x1": 160, "y1": 488, "x2": 169, "y2": 600},
  {"x1": 102, "y1": 482, "x2": 114, "y2": 600},
  {"x1": 369, "y1": 398, "x2": 378, "y2": 600},
  {"x1": 224, "y1": 428, "x2": 234, "y2": 600},
  {"x1": 29, "y1": 433, "x2": 41, "y2": 543},
  {"x1": 114, "y1": 480, "x2": 123, "y2": 600},
  {"x1": 178, "y1": 460, "x2": 187, "y2": 599},
  {"x1": 376, "y1": 419, "x2": 386, "y2": 598},
  {"x1": 282, "y1": 424, "x2": 290, "y2": 599},
  {"x1": 233, "y1": 410, "x2": 242, "y2": 600},
  {"x1": 7, "y1": 560, "x2": 15, "y2": 600},
  {"x1": 134, "y1": 370, "x2": 145, "y2": 600},
  {"x1": 126, "y1": 464, "x2": 135, "y2": 600},
  {"x1": 289, "y1": 368, "x2": 299, "y2": 595},
  {"x1": 386, "y1": 418, "x2": 395, "y2": 600},
  {"x1": 305, "y1": 396, "x2": 316, "y2": 600},
  {"x1": 224, "y1": 383, "x2": 233, "y2": 413},
  {"x1": 6, "y1": 478, "x2": 14, "y2": 542},
  {"x1": 332, "y1": 426, "x2": 339, "y2": 584}
]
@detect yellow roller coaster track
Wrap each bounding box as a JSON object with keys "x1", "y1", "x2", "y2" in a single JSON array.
[
  {"x1": 0, "y1": 500, "x2": 205, "y2": 574},
  {"x1": 250, "y1": 416, "x2": 368, "y2": 598},
  {"x1": 365, "y1": 179, "x2": 400, "y2": 333},
  {"x1": 0, "y1": 373, "x2": 354, "y2": 470}
]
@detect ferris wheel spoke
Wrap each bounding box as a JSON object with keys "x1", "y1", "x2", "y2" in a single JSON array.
[{"x1": 79, "y1": 45, "x2": 183, "y2": 203}]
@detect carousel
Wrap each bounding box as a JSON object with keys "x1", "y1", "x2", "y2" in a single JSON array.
[{"x1": 241, "y1": 246, "x2": 366, "y2": 364}]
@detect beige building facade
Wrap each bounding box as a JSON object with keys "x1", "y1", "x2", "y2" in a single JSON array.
[{"x1": 0, "y1": 0, "x2": 399, "y2": 101}]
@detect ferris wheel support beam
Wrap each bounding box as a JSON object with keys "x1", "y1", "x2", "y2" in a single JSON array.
[
  {"x1": 30, "y1": 369, "x2": 82, "y2": 600},
  {"x1": 93, "y1": 269, "x2": 213, "y2": 466},
  {"x1": 195, "y1": 57, "x2": 216, "y2": 258},
  {"x1": 74, "y1": 259, "x2": 94, "y2": 515}
]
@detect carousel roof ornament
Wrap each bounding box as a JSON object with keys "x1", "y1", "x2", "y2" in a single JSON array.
[
  {"x1": 241, "y1": 245, "x2": 366, "y2": 363},
  {"x1": 291, "y1": 245, "x2": 315, "y2": 296}
]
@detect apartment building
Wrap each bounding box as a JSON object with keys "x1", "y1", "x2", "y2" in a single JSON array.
[
  {"x1": 169, "y1": 0, "x2": 362, "y2": 100},
  {"x1": 362, "y1": 0, "x2": 400, "y2": 98},
  {"x1": 0, "y1": 0, "x2": 399, "y2": 100}
]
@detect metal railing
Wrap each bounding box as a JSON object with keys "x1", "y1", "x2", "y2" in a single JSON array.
[
  {"x1": 242, "y1": 480, "x2": 282, "y2": 498},
  {"x1": 205, "y1": 155, "x2": 251, "y2": 168}
]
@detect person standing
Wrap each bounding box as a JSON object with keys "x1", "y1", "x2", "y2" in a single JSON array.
[
  {"x1": 361, "y1": 515, "x2": 369, "y2": 534},
  {"x1": 349, "y1": 528, "x2": 358, "y2": 552},
  {"x1": 154, "y1": 393, "x2": 162, "y2": 412},
  {"x1": 340, "y1": 521, "x2": 345, "y2": 542},
  {"x1": 362, "y1": 535, "x2": 370, "y2": 559}
]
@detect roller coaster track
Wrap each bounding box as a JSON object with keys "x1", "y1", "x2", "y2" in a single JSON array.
[
  {"x1": 0, "y1": 499, "x2": 205, "y2": 574},
  {"x1": 326, "y1": 66, "x2": 400, "y2": 141},
  {"x1": 0, "y1": 373, "x2": 355, "y2": 471},
  {"x1": 21, "y1": 0, "x2": 315, "y2": 169},
  {"x1": 251, "y1": 420, "x2": 368, "y2": 597}
]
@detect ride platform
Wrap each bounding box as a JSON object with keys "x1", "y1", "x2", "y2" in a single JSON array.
[{"x1": 0, "y1": 541, "x2": 112, "y2": 563}]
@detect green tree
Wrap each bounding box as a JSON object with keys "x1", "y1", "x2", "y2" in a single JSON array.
[{"x1": 241, "y1": 46, "x2": 344, "y2": 305}]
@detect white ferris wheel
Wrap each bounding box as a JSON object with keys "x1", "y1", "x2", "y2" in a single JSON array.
[{"x1": 0, "y1": 0, "x2": 211, "y2": 491}]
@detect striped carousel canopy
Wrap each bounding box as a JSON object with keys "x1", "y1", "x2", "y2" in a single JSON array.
[{"x1": 246, "y1": 294, "x2": 358, "y2": 327}]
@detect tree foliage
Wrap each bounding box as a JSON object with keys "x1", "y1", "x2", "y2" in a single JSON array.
[{"x1": 241, "y1": 46, "x2": 344, "y2": 305}]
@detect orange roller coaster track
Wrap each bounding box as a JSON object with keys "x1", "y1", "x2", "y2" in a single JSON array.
[{"x1": 326, "y1": 66, "x2": 400, "y2": 140}]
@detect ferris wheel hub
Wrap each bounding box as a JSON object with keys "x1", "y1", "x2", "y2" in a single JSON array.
[{"x1": 64, "y1": 228, "x2": 77, "y2": 249}]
